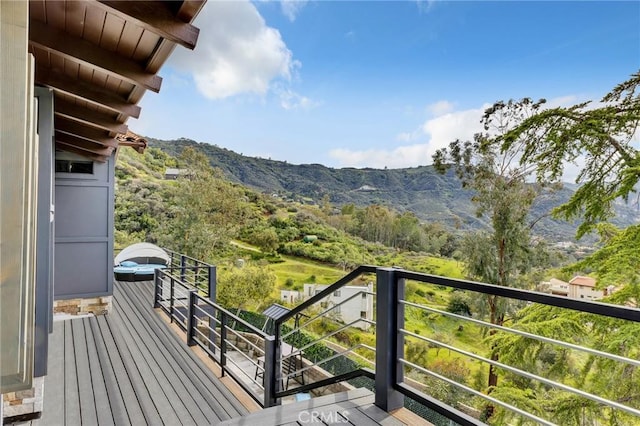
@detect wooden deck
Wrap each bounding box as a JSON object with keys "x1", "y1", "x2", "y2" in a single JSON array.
[
  {"x1": 220, "y1": 387, "x2": 417, "y2": 426},
  {"x1": 39, "y1": 280, "x2": 249, "y2": 425},
  {"x1": 30, "y1": 279, "x2": 424, "y2": 426}
]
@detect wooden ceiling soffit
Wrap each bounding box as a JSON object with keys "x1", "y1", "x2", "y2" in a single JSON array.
[
  {"x1": 96, "y1": 1, "x2": 200, "y2": 50},
  {"x1": 177, "y1": 1, "x2": 207, "y2": 22},
  {"x1": 55, "y1": 143, "x2": 109, "y2": 163},
  {"x1": 55, "y1": 131, "x2": 114, "y2": 156},
  {"x1": 54, "y1": 97, "x2": 128, "y2": 134},
  {"x1": 35, "y1": 66, "x2": 141, "y2": 118},
  {"x1": 54, "y1": 117, "x2": 119, "y2": 148},
  {"x1": 29, "y1": 20, "x2": 162, "y2": 92}
]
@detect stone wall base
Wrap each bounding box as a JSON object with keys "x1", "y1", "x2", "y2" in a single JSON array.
[
  {"x1": 2, "y1": 376, "x2": 44, "y2": 423},
  {"x1": 54, "y1": 295, "x2": 112, "y2": 316}
]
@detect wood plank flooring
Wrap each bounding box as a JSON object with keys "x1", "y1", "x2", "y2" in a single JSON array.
[{"x1": 37, "y1": 280, "x2": 248, "y2": 425}]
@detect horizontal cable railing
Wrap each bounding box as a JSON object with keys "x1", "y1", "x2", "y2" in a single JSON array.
[
  {"x1": 154, "y1": 267, "x2": 274, "y2": 406},
  {"x1": 270, "y1": 265, "x2": 378, "y2": 406},
  {"x1": 392, "y1": 269, "x2": 640, "y2": 425},
  {"x1": 149, "y1": 255, "x2": 640, "y2": 424},
  {"x1": 163, "y1": 248, "x2": 216, "y2": 297}
]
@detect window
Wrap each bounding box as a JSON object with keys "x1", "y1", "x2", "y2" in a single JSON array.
[
  {"x1": 55, "y1": 159, "x2": 93, "y2": 174},
  {"x1": 320, "y1": 302, "x2": 328, "y2": 308},
  {"x1": 360, "y1": 311, "x2": 367, "y2": 318},
  {"x1": 333, "y1": 290, "x2": 341, "y2": 297},
  {"x1": 361, "y1": 292, "x2": 367, "y2": 299},
  {"x1": 334, "y1": 305, "x2": 341, "y2": 314}
]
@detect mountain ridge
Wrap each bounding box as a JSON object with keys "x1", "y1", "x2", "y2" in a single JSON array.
[{"x1": 147, "y1": 137, "x2": 640, "y2": 243}]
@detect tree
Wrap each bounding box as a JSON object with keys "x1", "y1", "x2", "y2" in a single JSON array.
[
  {"x1": 498, "y1": 71, "x2": 640, "y2": 239},
  {"x1": 433, "y1": 98, "x2": 553, "y2": 414},
  {"x1": 217, "y1": 264, "x2": 276, "y2": 311},
  {"x1": 156, "y1": 147, "x2": 252, "y2": 262},
  {"x1": 480, "y1": 72, "x2": 640, "y2": 424}
]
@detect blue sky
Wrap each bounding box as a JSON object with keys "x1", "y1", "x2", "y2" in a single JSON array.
[{"x1": 135, "y1": 0, "x2": 640, "y2": 170}]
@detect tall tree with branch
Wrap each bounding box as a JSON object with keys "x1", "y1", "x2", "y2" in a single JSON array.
[
  {"x1": 433, "y1": 98, "x2": 554, "y2": 415},
  {"x1": 499, "y1": 71, "x2": 640, "y2": 239}
]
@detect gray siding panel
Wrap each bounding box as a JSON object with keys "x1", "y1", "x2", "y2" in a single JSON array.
[
  {"x1": 55, "y1": 186, "x2": 109, "y2": 237},
  {"x1": 54, "y1": 242, "x2": 109, "y2": 297},
  {"x1": 54, "y1": 153, "x2": 114, "y2": 299}
]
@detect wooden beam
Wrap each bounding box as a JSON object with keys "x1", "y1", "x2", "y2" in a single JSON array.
[
  {"x1": 29, "y1": 20, "x2": 162, "y2": 92},
  {"x1": 53, "y1": 96, "x2": 128, "y2": 134},
  {"x1": 55, "y1": 142, "x2": 109, "y2": 163},
  {"x1": 176, "y1": 1, "x2": 206, "y2": 22},
  {"x1": 55, "y1": 131, "x2": 114, "y2": 156},
  {"x1": 54, "y1": 117, "x2": 119, "y2": 148},
  {"x1": 36, "y1": 66, "x2": 141, "y2": 118},
  {"x1": 96, "y1": 1, "x2": 200, "y2": 50}
]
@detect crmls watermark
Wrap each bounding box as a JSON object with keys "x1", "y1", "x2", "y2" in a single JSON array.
[{"x1": 298, "y1": 410, "x2": 350, "y2": 424}]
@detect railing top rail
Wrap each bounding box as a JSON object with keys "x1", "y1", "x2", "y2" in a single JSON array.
[
  {"x1": 162, "y1": 266, "x2": 210, "y2": 273},
  {"x1": 276, "y1": 264, "x2": 377, "y2": 325},
  {"x1": 162, "y1": 248, "x2": 214, "y2": 268},
  {"x1": 159, "y1": 269, "x2": 193, "y2": 291},
  {"x1": 397, "y1": 270, "x2": 640, "y2": 322},
  {"x1": 195, "y1": 294, "x2": 269, "y2": 338}
]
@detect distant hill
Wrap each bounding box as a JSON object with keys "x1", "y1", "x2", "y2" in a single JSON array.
[{"x1": 148, "y1": 137, "x2": 640, "y2": 243}]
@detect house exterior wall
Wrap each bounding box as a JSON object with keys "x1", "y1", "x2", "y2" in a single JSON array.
[
  {"x1": 1, "y1": 0, "x2": 37, "y2": 397},
  {"x1": 568, "y1": 285, "x2": 603, "y2": 300},
  {"x1": 302, "y1": 283, "x2": 374, "y2": 330},
  {"x1": 54, "y1": 152, "x2": 115, "y2": 300}
]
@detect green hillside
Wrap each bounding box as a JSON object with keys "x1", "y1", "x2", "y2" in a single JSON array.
[{"x1": 147, "y1": 137, "x2": 640, "y2": 243}]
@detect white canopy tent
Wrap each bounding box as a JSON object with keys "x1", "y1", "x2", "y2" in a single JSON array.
[{"x1": 114, "y1": 243, "x2": 170, "y2": 266}]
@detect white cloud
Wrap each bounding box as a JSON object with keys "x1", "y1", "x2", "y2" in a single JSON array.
[
  {"x1": 427, "y1": 100, "x2": 455, "y2": 116},
  {"x1": 331, "y1": 104, "x2": 487, "y2": 168},
  {"x1": 329, "y1": 145, "x2": 434, "y2": 169},
  {"x1": 169, "y1": 0, "x2": 297, "y2": 100},
  {"x1": 421, "y1": 104, "x2": 488, "y2": 148},
  {"x1": 275, "y1": 86, "x2": 319, "y2": 110},
  {"x1": 281, "y1": 0, "x2": 308, "y2": 21}
]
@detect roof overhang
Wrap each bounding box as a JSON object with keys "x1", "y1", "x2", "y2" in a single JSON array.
[{"x1": 29, "y1": 0, "x2": 206, "y2": 161}]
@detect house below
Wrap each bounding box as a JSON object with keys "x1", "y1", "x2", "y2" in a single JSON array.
[
  {"x1": 544, "y1": 275, "x2": 609, "y2": 300},
  {"x1": 280, "y1": 283, "x2": 374, "y2": 330},
  {"x1": 164, "y1": 168, "x2": 193, "y2": 180}
]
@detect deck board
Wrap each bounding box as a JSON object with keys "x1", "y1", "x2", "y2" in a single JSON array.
[
  {"x1": 118, "y1": 281, "x2": 249, "y2": 420},
  {"x1": 39, "y1": 279, "x2": 408, "y2": 426},
  {"x1": 71, "y1": 319, "x2": 99, "y2": 426},
  {"x1": 219, "y1": 388, "x2": 409, "y2": 426},
  {"x1": 83, "y1": 319, "x2": 116, "y2": 426},
  {"x1": 63, "y1": 321, "x2": 81, "y2": 426},
  {"x1": 43, "y1": 321, "x2": 64, "y2": 425},
  {"x1": 40, "y1": 280, "x2": 248, "y2": 425}
]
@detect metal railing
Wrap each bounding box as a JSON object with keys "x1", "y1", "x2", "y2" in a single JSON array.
[
  {"x1": 154, "y1": 267, "x2": 274, "y2": 406},
  {"x1": 270, "y1": 266, "x2": 378, "y2": 402},
  {"x1": 151, "y1": 255, "x2": 640, "y2": 425},
  {"x1": 272, "y1": 267, "x2": 640, "y2": 425},
  {"x1": 163, "y1": 248, "x2": 216, "y2": 297}
]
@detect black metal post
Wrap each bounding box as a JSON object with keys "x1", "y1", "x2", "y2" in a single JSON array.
[
  {"x1": 153, "y1": 269, "x2": 161, "y2": 309},
  {"x1": 374, "y1": 267, "x2": 404, "y2": 412},
  {"x1": 207, "y1": 265, "x2": 217, "y2": 300},
  {"x1": 186, "y1": 290, "x2": 197, "y2": 346},
  {"x1": 169, "y1": 275, "x2": 175, "y2": 323},
  {"x1": 180, "y1": 255, "x2": 186, "y2": 283},
  {"x1": 220, "y1": 311, "x2": 227, "y2": 376},
  {"x1": 207, "y1": 266, "x2": 217, "y2": 355},
  {"x1": 263, "y1": 335, "x2": 277, "y2": 407}
]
